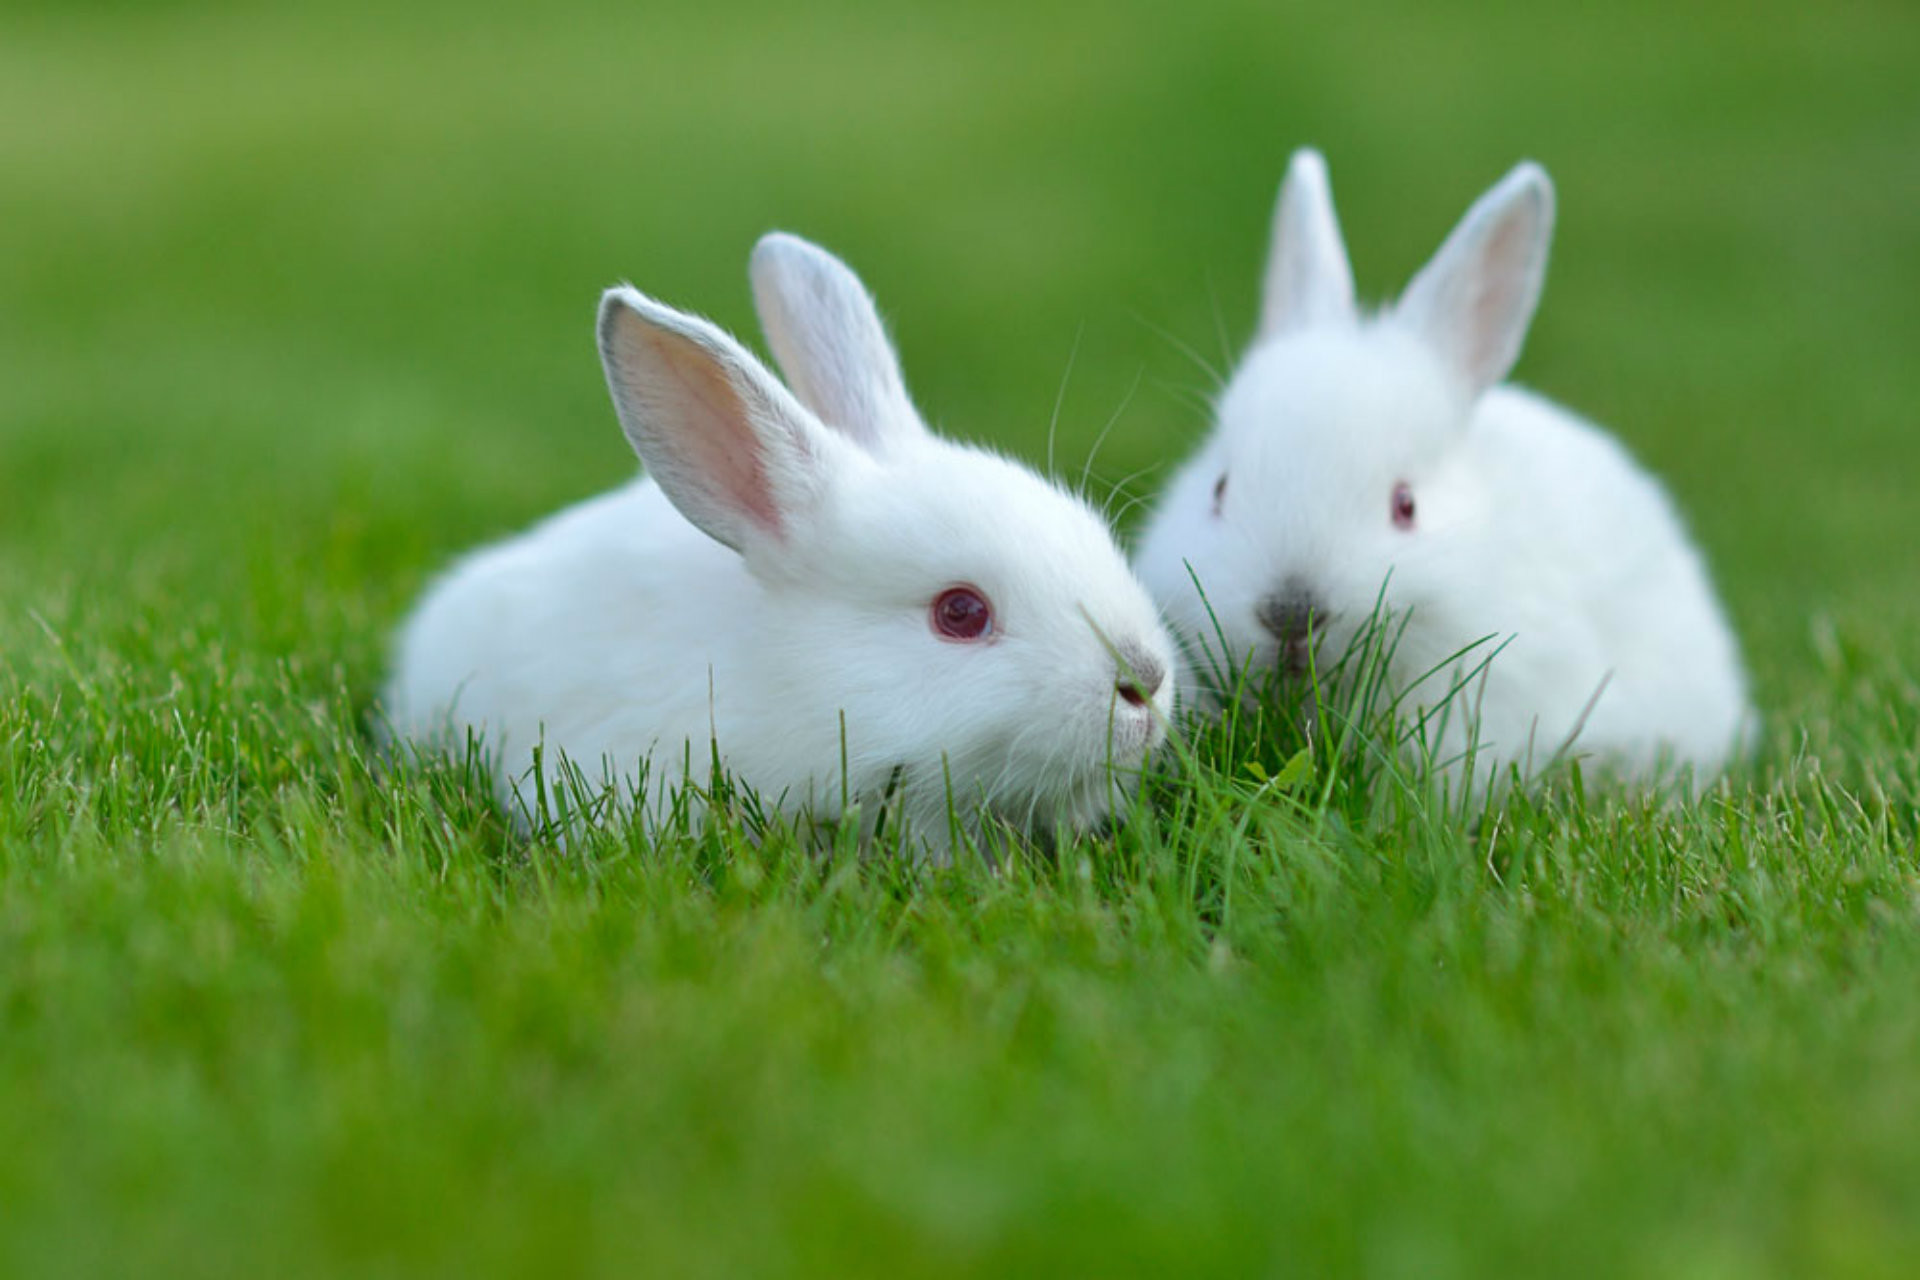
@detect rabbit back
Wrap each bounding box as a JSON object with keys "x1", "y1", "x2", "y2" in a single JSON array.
[
  {"x1": 386, "y1": 477, "x2": 771, "y2": 809},
  {"x1": 1464, "y1": 385, "x2": 1750, "y2": 774}
]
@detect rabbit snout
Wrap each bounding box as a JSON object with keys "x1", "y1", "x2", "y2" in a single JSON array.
[
  {"x1": 1257, "y1": 586, "x2": 1331, "y2": 677},
  {"x1": 1114, "y1": 643, "x2": 1168, "y2": 709}
]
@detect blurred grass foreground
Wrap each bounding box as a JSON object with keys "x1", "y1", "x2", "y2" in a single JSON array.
[{"x1": 2, "y1": 1, "x2": 1919, "y2": 1276}]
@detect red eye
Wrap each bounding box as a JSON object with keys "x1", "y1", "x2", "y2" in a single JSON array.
[
  {"x1": 931, "y1": 585, "x2": 994, "y2": 642},
  {"x1": 1212, "y1": 473, "x2": 1228, "y2": 517},
  {"x1": 1391, "y1": 482, "x2": 1417, "y2": 530}
]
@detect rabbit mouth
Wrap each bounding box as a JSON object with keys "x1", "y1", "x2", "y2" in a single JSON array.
[
  {"x1": 1277, "y1": 636, "x2": 1317, "y2": 678},
  {"x1": 1116, "y1": 695, "x2": 1168, "y2": 744},
  {"x1": 1254, "y1": 589, "x2": 1332, "y2": 681},
  {"x1": 1267, "y1": 629, "x2": 1334, "y2": 682}
]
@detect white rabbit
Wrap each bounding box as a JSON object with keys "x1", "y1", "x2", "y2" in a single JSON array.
[
  {"x1": 386, "y1": 232, "x2": 1175, "y2": 855},
  {"x1": 1134, "y1": 150, "x2": 1751, "y2": 790}
]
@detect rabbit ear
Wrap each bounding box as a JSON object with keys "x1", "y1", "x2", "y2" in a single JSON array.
[
  {"x1": 1394, "y1": 162, "x2": 1555, "y2": 394},
  {"x1": 599, "y1": 286, "x2": 840, "y2": 554},
  {"x1": 1258, "y1": 149, "x2": 1357, "y2": 339},
  {"x1": 749, "y1": 232, "x2": 925, "y2": 457}
]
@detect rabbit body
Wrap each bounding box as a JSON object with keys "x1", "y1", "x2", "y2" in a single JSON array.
[
  {"x1": 1134, "y1": 153, "x2": 1749, "y2": 787},
  {"x1": 389, "y1": 234, "x2": 1175, "y2": 851}
]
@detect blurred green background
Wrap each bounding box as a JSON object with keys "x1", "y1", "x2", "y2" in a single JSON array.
[
  {"x1": 3, "y1": 0, "x2": 1915, "y2": 699},
  {"x1": 2, "y1": 2, "x2": 1918, "y2": 1275}
]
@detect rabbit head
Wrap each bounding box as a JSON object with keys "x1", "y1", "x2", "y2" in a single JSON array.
[
  {"x1": 598, "y1": 233, "x2": 1177, "y2": 839},
  {"x1": 1136, "y1": 150, "x2": 1554, "y2": 698}
]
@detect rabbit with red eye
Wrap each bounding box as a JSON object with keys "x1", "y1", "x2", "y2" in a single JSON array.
[
  {"x1": 386, "y1": 233, "x2": 1175, "y2": 858},
  {"x1": 1134, "y1": 151, "x2": 1751, "y2": 789}
]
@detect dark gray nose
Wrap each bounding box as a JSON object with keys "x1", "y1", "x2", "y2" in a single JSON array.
[
  {"x1": 1257, "y1": 586, "x2": 1326, "y2": 676},
  {"x1": 1257, "y1": 590, "x2": 1322, "y2": 644},
  {"x1": 1115, "y1": 643, "x2": 1167, "y2": 709}
]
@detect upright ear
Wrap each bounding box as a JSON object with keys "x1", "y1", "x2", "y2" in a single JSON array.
[
  {"x1": 1393, "y1": 162, "x2": 1555, "y2": 394},
  {"x1": 598, "y1": 286, "x2": 841, "y2": 555},
  {"x1": 1258, "y1": 148, "x2": 1357, "y2": 339},
  {"x1": 748, "y1": 232, "x2": 925, "y2": 457}
]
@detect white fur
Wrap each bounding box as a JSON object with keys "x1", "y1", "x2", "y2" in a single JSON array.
[
  {"x1": 387, "y1": 233, "x2": 1176, "y2": 856},
  {"x1": 1134, "y1": 151, "x2": 1751, "y2": 789}
]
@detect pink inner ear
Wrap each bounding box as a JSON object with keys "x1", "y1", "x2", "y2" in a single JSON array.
[
  {"x1": 1464, "y1": 214, "x2": 1533, "y2": 376},
  {"x1": 642, "y1": 325, "x2": 785, "y2": 539}
]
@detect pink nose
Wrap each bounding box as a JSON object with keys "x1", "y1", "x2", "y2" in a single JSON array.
[{"x1": 1116, "y1": 649, "x2": 1166, "y2": 707}]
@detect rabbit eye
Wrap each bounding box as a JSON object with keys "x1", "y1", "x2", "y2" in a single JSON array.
[
  {"x1": 1211, "y1": 473, "x2": 1228, "y2": 517},
  {"x1": 1391, "y1": 482, "x2": 1417, "y2": 530},
  {"x1": 931, "y1": 585, "x2": 994, "y2": 642}
]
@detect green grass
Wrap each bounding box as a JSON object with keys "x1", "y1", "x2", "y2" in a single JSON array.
[{"x1": 3, "y1": 0, "x2": 1919, "y2": 1275}]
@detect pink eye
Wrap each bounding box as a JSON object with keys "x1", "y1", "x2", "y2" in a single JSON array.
[
  {"x1": 931, "y1": 585, "x2": 994, "y2": 642},
  {"x1": 1391, "y1": 482, "x2": 1417, "y2": 530}
]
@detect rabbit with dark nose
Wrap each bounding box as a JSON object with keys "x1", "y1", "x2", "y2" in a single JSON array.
[{"x1": 1135, "y1": 152, "x2": 1750, "y2": 789}]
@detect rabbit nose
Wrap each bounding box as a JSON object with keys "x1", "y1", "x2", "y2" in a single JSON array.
[
  {"x1": 1256, "y1": 588, "x2": 1322, "y2": 644},
  {"x1": 1258, "y1": 587, "x2": 1328, "y2": 677},
  {"x1": 1115, "y1": 644, "x2": 1167, "y2": 709}
]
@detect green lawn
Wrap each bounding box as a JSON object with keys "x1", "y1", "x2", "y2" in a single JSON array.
[{"x1": 3, "y1": 1, "x2": 1918, "y2": 1275}]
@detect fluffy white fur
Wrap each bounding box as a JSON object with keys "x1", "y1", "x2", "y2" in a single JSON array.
[
  {"x1": 387, "y1": 233, "x2": 1176, "y2": 855},
  {"x1": 1134, "y1": 151, "x2": 1751, "y2": 789}
]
